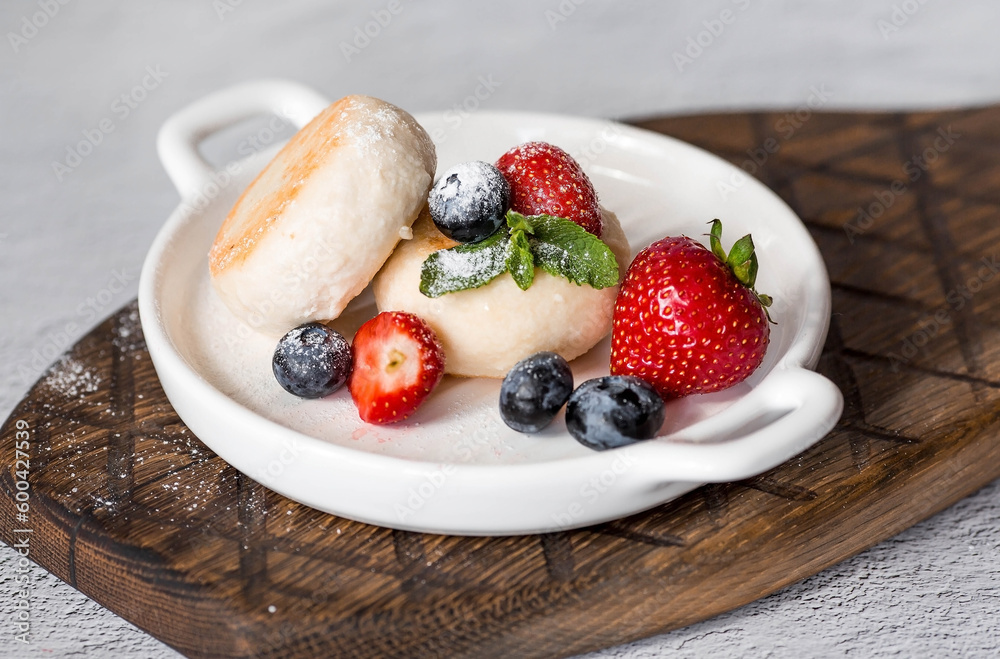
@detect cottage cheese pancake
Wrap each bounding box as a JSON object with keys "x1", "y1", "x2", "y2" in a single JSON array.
[{"x1": 209, "y1": 95, "x2": 436, "y2": 335}]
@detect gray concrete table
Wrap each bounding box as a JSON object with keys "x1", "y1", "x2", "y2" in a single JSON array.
[{"x1": 2, "y1": 1, "x2": 999, "y2": 656}]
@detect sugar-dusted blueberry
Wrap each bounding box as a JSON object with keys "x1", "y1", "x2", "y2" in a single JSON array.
[
  {"x1": 499, "y1": 351, "x2": 574, "y2": 433},
  {"x1": 272, "y1": 323, "x2": 352, "y2": 398},
  {"x1": 565, "y1": 376, "x2": 665, "y2": 450},
  {"x1": 428, "y1": 160, "x2": 510, "y2": 243}
]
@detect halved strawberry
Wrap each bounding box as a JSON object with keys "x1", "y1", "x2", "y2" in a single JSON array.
[
  {"x1": 348, "y1": 311, "x2": 446, "y2": 424},
  {"x1": 496, "y1": 141, "x2": 603, "y2": 236}
]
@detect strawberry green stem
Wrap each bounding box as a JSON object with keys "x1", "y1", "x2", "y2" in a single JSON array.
[{"x1": 707, "y1": 219, "x2": 775, "y2": 323}]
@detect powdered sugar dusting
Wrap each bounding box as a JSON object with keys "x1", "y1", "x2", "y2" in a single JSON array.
[
  {"x1": 431, "y1": 161, "x2": 498, "y2": 212},
  {"x1": 42, "y1": 355, "x2": 102, "y2": 398},
  {"x1": 418, "y1": 229, "x2": 510, "y2": 298},
  {"x1": 432, "y1": 241, "x2": 505, "y2": 278},
  {"x1": 112, "y1": 306, "x2": 146, "y2": 357},
  {"x1": 427, "y1": 161, "x2": 509, "y2": 240},
  {"x1": 340, "y1": 100, "x2": 406, "y2": 151}
]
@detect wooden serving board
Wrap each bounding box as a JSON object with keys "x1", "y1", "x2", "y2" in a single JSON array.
[{"x1": 3, "y1": 107, "x2": 1000, "y2": 658}]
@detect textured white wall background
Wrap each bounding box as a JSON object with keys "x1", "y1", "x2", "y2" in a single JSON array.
[{"x1": 1, "y1": 1, "x2": 999, "y2": 656}]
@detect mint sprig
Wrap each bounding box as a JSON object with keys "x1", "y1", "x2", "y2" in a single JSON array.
[{"x1": 418, "y1": 211, "x2": 619, "y2": 298}]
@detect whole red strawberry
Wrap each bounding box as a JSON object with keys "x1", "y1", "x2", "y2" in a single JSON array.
[
  {"x1": 349, "y1": 311, "x2": 446, "y2": 424},
  {"x1": 496, "y1": 141, "x2": 603, "y2": 236},
  {"x1": 610, "y1": 220, "x2": 774, "y2": 399}
]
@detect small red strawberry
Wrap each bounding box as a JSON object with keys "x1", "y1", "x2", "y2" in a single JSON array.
[
  {"x1": 348, "y1": 311, "x2": 446, "y2": 424},
  {"x1": 496, "y1": 141, "x2": 603, "y2": 236},
  {"x1": 610, "y1": 220, "x2": 774, "y2": 399}
]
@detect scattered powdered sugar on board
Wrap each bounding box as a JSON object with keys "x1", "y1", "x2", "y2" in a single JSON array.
[
  {"x1": 42, "y1": 355, "x2": 102, "y2": 398},
  {"x1": 112, "y1": 306, "x2": 146, "y2": 357}
]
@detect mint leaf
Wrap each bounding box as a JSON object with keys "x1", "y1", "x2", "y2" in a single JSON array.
[
  {"x1": 507, "y1": 229, "x2": 535, "y2": 290},
  {"x1": 506, "y1": 210, "x2": 535, "y2": 235},
  {"x1": 526, "y1": 214, "x2": 619, "y2": 289},
  {"x1": 419, "y1": 229, "x2": 509, "y2": 298}
]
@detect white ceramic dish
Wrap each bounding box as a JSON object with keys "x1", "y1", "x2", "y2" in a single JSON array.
[{"x1": 140, "y1": 80, "x2": 843, "y2": 536}]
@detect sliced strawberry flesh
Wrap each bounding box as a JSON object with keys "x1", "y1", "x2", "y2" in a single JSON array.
[{"x1": 349, "y1": 311, "x2": 445, "y2": 424}]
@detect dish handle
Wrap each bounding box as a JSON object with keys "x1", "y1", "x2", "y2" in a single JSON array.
[
  {"x1": 637, "y1": 367, "x2": 844, "y2": 483},
  {"x1": 156, "y1": 79, "x2": 330, "y2": 198}
]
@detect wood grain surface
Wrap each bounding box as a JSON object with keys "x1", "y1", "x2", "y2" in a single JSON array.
[{"x1": 2, "y1": 108, "x2": 1000, "y2": 658}]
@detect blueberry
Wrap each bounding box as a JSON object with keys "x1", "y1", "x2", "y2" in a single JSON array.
[
  {"x1": 565, "y1": 376, "x2": 665, "y2": 450},
  {"x1": 272, "y1": 323, "x2": 352, "y2": 398},
  {"x1": 428, "y1": 161, "x2": 510, "y2": 243},
  {"x1": 499, "y1": 351, "x2": 574, "y2": 433}
]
